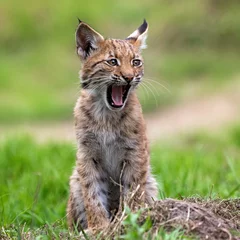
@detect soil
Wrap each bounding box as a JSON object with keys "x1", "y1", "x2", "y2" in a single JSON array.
[{"x1": 101, "y1": 198, "x2": 240, "y2": 240}]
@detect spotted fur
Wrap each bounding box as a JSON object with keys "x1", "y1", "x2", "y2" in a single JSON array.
[{"x1": 67, "y1": 20, "x2": 158, "y2": 232}]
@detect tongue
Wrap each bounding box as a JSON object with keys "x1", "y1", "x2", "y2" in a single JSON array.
[{"x1": 112, "y1": 86, "x2": 123, "y2": 106}]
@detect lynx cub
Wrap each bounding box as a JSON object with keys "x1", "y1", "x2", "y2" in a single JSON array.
[{"x1": 67, "y1": 20, "x2": 158, "y2": 232}]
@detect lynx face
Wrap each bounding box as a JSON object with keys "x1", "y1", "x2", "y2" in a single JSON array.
[{"x1": 76, "y1": 20, "x2": 148, "y2": 111}]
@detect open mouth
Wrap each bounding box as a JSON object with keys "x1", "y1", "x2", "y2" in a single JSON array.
[{"x1": 107, "y1": 84, "x2": 131, "y2": 109}]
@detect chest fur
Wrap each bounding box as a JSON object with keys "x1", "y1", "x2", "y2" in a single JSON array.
[
  {"x1": 75, "y1": 94, "x2": 142, "y2": 178},
  {"x1": 95, "y1": 130, "x2": 136, "y2": 178}
]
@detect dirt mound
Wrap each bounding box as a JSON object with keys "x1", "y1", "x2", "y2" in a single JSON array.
[
  {"x1": 1, "y1": 198, "x2": 239, "y2": 239},
  {"x1": 102, "y1": 198, "x2": 240, "y2": 240}
]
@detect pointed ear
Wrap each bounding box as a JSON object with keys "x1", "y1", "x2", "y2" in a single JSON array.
[
  {"x1": 75, "y1": 20, "x2": 104, "y2": 60},
  {"x1": 126, "y1": 19, "x2": 148, "y2": 50}
]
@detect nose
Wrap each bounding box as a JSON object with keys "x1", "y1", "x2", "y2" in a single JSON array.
[{"x1": 123, "y1": 75, "x2": 134, "y2": 83}]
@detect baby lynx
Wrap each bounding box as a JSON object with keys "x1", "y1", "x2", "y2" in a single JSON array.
[{"x1": 67, "y1": 19, "x2": 158, "y2": 232}]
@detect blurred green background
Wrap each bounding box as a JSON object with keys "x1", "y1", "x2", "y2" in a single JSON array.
[
  {"x1": 1, "y1": 0, "x2": 240, "y2": 237},
  {"x1": 1, "y1": 0, "x2": 240, "y2": 122}
]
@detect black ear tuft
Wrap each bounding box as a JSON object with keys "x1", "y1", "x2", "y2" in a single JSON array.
[
  {"x1": 138, "y1": 19, "x2": 148, "y2": 35},
  {"x1": 77, "y1": 18, "x2": 82, "y2": 24},
  {"x1": 126, "y1": 19, "x2": 149, "y2": 50}
]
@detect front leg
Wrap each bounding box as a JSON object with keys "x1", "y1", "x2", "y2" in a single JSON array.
[
  {"x1": 76, "y1": 151, "x2": 110, "y2": 231},
  {"x1": 121, "y1": 154, "x2": 149, "y2": 209}
]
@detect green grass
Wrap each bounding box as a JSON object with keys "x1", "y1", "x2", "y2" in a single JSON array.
[
  {"x1": 1, "y1": 0, "x2": 240, "y2": 122},
  {"x1": 0, "y1": 125, "x2": 239, "y2": 238},
  {"x1": 152, "y1": 132, "x2": 240, "y2": 199},
  {"x1": 0, "y1": 136, "x2": 74, "y2": 227}
]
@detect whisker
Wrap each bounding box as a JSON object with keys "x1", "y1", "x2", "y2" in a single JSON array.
[
  {"x1": 139, "y1": 83, "x2": 150, "y2": 100},
  {"x1": 81, "y1": 78, "x2": 111, "y2": 91},
  {"x1": 140, "y1": 82, "x2": 150, "y2": 99},
  {"x1": 80, "y1": 76, "x2": 110, "y2": 83},
  {"x1": 141, "y1": 82, "x2": 159, "y2": 108},
  {"x1": 144, "y1": 76, "x2": 170, "y2": 88},
  {"x1": 88, "y1": 80, "x2": 113, "y2": 96},
  {"x1": 85, "y1": 79, "x2": 111, "y2": 96},
  {"x1": 86, "y1": 83, "x2": 106, "y2": 95},
  {"x1": 82, "y1": 78, "x2": 110, "y2": 87},
  {"x1": 74, "y1": 76, "x2": 110, "y2": 86},
  {"x1": 143, "y1": 81, "x2": 161, "y2": 97},
  {"x1": 143, "y1": 77, "x2": 171, "y2": 94},
  {"x1": 137, "y1": 84, "x2": 147, "y2": 105}
]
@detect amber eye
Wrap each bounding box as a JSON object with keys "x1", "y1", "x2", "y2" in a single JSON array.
[
  {"x1": 107, "y1": 58, "x2": 118, "y2": 66},
  {"x1": 132, "y1": 59, "x2": 142, "y2": 67}
]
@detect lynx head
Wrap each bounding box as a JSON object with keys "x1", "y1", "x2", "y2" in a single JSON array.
[{"x1": 76, "y1": 19, "x2": 148, "y2": 111}]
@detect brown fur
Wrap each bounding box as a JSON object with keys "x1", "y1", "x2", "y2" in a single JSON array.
[{"x1": 67, "y1": 20, "x2": 158, "y2": 232}]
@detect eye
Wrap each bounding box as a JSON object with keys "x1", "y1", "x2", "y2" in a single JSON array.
[
  {"x1": 132, "y1": 59, "x2": 142, "y2": 67},
  {"x1": 106, "y1": 58, "x2": 118, "y2": 66}
]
